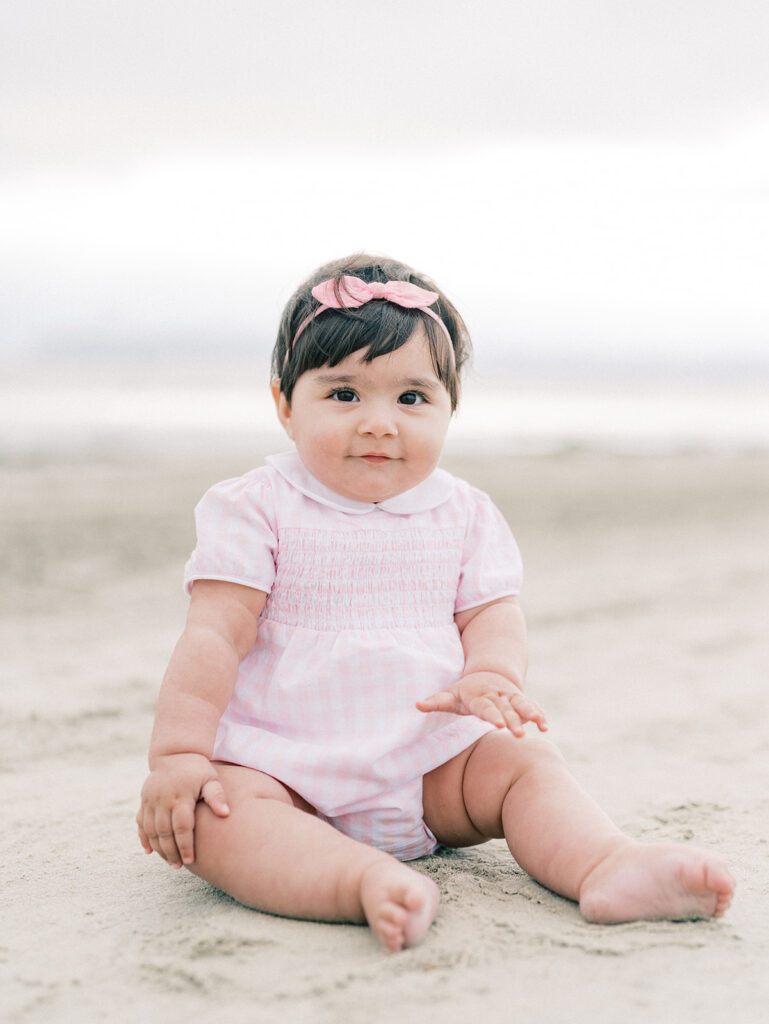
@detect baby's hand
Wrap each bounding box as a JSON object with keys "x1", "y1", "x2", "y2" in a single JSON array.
[
  {"x1": 416, "y1": 671, "x2": 548, "y2": 737},
  {"x1": 136, "y1": 753, "x2": 230, "y2": 869}
]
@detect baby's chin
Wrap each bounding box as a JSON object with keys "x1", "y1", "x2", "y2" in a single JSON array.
[
  {"x1": 342, "y1": 479, "x2": 418, "y2": 505},
  {"x1": 348, "y1": 488, "x2": 400, "y2": 503},
  {"x1": 305, "y1": 451, "x2": 441, "y2": 505},
  {"x1": 330, "y1": 463, "x2": 420, "y2": 504}
]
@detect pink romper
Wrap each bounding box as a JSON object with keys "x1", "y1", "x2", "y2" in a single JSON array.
[{"x1": 184, "y1": 451, "x2": 522, "y2": 860}]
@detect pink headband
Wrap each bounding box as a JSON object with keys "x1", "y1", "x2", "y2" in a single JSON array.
[{"x1": 285, "y1": 275, "x2": 455, "y2": 368}]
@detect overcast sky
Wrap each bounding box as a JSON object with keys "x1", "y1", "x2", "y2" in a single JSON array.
[{"x1": 1, "y1": 1, "x2": 768, "y2": 373}]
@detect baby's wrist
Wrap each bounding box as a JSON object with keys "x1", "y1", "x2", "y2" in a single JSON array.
[
  {"x1": 148, "y1": 749, "x2": 211, "y2": 771},
  {"x1": 462, "y1": 668, "x2": 525, "y2": 691}
]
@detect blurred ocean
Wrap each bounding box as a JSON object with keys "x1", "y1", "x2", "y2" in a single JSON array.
[{"x1": 2, "y1": 364, "x2": 767, "y2": 458}]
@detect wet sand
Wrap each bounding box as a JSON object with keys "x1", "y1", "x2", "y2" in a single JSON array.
[{"x1": 3, "y1": 447, "x2": 768, "y2": 1023}]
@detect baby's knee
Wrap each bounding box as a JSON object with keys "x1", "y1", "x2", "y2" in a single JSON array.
[
  {"x1": 517, "y1": 734, "x2": 567, "y2": 769},
  {"x1": 460, "y1": 732, "x2": 565, "y2": 836},
  {"x1": 474, "y1": 729, "x2": 566, "y2": 779}
]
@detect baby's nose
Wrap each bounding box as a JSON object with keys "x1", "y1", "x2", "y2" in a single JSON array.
[{"x1": 357, "y1": 403, "x2": 398, "y2": 437}]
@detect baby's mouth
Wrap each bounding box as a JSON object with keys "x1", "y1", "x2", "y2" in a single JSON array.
[{"x1": 359, "y1": 454, "x2": 392, "y2": 464}]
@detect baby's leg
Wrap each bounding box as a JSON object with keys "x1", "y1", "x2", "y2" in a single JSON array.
[
  {"x1": 188, "y1": 764, "x2": 439, "y2": 952},
  {"x1": 423, "y1": 732, "x2": 734, "y2": 923}
]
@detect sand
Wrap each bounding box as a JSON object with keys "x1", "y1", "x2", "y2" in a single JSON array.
[{"x1": 3, "y1": 446, "x2": 768, "y2": 1023}]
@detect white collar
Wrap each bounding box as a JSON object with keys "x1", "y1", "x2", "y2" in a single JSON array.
[{"x1": 265, "y1": 450, "x2": 454, "y2": 515}]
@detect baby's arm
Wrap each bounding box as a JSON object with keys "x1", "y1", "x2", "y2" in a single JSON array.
[
  {"x1": 137, "y1": 579, "x2": 266, "y2": 867},
  {"x1": 416, "y1": 597, "x2": 547, "y2": 736}
]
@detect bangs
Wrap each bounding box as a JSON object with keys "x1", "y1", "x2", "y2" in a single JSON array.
[{"x1": 284, "y1": 304, "x2": 458, "y2": 407}]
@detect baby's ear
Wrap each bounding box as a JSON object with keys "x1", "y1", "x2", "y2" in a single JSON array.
[{"x1": 270, "y1": 379, "x2": 293, "y2": 438}]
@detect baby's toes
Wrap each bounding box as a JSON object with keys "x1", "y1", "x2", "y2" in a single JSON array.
[
  {"x1": 714, "y1": 891, "x2": 733, "y2": 916},
  {"x1": 378, "y1": 901, "x2": 408, "y2": 948},
  {"x1": 378, "y1": 918, "x2": 406, "y2": 953},
  {"x1": 360, "y1": 860, "x2": 439, "y2": 952},
  {"x1": 704, "y1": 862, "x2": 735, "y2": 916}
]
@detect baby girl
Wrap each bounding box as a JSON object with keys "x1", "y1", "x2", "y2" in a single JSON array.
[{"x1": 137, "y1": 253, "x2": 734, "y2": 952}]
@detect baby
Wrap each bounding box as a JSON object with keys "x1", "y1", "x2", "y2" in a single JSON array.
[{"x1": 137, "y1": 253, "x2": 735, "y2": 952}]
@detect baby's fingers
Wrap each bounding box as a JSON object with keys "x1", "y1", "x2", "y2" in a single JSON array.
[
  {"x1": 201, "y1": 778, "x2": 230, "y2": 818},
  {"x1": 467, "y1": 695, "x2": 513, "y2": 731},
  {"x1": 500, "y1": 700, "x2": 531, "y2": 737},
  {"x1": 471, "y1": 692, "x2": 548, "y2": 737},
  {"x1": 415, "y1": 691, "x2": 464, "y2": 715},
  {"x1": 517, "y1": 696, "x2": 549, "y2": 732},
  {"x1": 171, "y1": 802, "x2": 197, "y2": 866},
  {"x1": 152, "y1": 806, "x2": 184, "y2": 868},
  {"x1": 136, "y1": 814, "x2": 153, "y2": 855}
]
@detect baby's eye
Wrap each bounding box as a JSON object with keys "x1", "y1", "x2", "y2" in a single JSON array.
[
  {"x1": 398, "y1": 391, "x2": 427, "y2": 406},
  {"x1": 330, "y1": 389, "x2": 358, "y2": 403}
]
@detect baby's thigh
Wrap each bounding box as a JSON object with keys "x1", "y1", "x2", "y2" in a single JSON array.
[
  {"x1": 189, "y1": 764, "x2": 316, "y2": 899},
  {"x1": 211, "y1": 762, "x2": 316, "y2": 815},
  {"x1": 422, "y1": 736, "x2": 489, "y2": 848}
]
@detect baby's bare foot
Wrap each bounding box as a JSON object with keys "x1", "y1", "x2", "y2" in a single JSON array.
[
  {"x1": 359, "y1": 859, "x2": 439, "y2": 953},
  {"x1": 579, "y1": 842, "x2": 735, "y2": 924}
]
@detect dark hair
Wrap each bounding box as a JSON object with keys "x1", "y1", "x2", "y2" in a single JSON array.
[{"x1": 271, "y1": 253, "x2": 471, "y2": 411}]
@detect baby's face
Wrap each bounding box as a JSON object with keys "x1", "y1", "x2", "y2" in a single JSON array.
[{"x1": 273, "y1": 329, "x2": 453, "y2": 503}]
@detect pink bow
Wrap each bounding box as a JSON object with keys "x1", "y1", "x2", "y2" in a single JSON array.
[
  {"x1": 287, "y1": 276, "x2": 454, "y2": 366},
  {"x1": 311, "y1": 276, "x2": 440, "y2": 310}
]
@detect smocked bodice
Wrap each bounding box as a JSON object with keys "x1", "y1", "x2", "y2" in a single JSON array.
[{"x1": 265, "y1": 523, "x2": 465, "y2": 630}]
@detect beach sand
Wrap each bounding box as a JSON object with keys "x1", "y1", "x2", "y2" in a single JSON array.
[{"x1": 3, "y1": 446, "x2": 768, "y2": 1023}]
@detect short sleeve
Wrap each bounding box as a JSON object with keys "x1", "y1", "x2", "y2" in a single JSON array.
[
  {"x1": 454, "y1": 488, "x2": 523, "y2": 613},
  {"x1": 183, "y1": 470, "x2": 278, "y2": 595}
]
